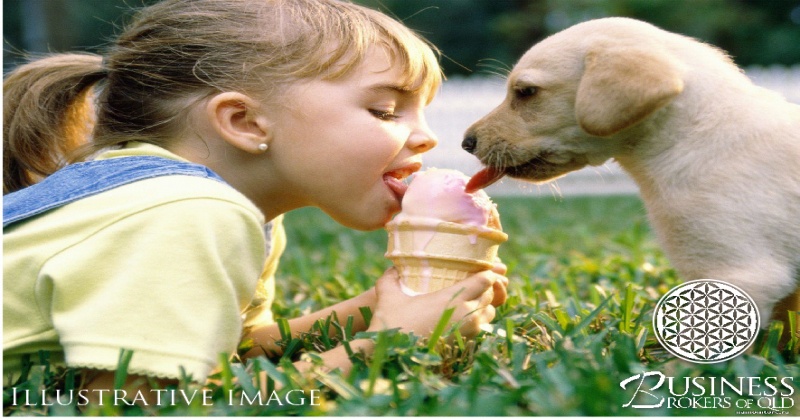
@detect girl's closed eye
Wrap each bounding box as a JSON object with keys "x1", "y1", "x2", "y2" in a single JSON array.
[{"x1": 369, "y1": 108, "x2": 399, "y2": 121}]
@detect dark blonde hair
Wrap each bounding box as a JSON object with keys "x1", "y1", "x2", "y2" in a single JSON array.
[{"x1": 3, "y1": 0, "x2": 442, "y2": 194}]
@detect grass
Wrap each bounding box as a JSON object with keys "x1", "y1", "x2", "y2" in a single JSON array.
[{"x1": 4, "y1": 195, "x2": 799, "y2": 416}]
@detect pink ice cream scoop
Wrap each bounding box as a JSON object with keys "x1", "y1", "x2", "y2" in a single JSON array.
[
  {"x1": 385, "y1": 168, "x2": 506, "y2": 294},
  {"x1": 393, "y1": 169, "x2": 501, "y2": 229}
]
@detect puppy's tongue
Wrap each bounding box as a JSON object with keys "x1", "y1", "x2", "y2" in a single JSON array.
[{"x1": 465, "y1": 167, "x2": 505, "y2": 193}]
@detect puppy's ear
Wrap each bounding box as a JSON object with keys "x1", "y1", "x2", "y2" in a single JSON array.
[{"x1": 576, "y1": 46, "x2": 684, "y2": 137}]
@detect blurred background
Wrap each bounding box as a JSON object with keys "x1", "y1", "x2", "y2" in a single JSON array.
[{"x1": 4, "y1": 0, "x2": 800, "y2": 196}]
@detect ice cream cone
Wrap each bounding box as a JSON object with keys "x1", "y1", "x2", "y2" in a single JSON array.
[{"x1": 385, "y1": 220, "x2": 508, "y2": 294}]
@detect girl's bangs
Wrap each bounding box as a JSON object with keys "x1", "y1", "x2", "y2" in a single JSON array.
[
  {"x1": 387, "y1": 36, "x2": 443, "y2": 104},
  {"x1": 316, "y1": 8, "x2": 443, "y2": 103}
]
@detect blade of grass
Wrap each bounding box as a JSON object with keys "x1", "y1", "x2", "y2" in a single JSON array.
[
  {"x1": 505, "y1": 318, "x2": 515, "y2": 360},
  {"x1": 570, "y1": 295, "x2": 612, "y2": 335},
  {"x1": 367, "y1": 330, "x2": 389, "y2": 396},
  {"x1": 113, "y1": 349, "x2": 134, "y2": 390},
  {"x1": 553, "y1": 309, "x2": 571, "y2": 330},
  {"x1": 453, "y1": 328, "x2": 465, "y2": 352},
  {"x1": 283, "y1": 339, "x2": 304, "y2": 360},
  {"x1": 317, "y1": 372, "x2": 362, "y2": 400},
  {"x1": 427, "y1": 307, "x2": 455, "y2": 353},
  {"x1": 359, "y1": 306, "x2": 373, "y2": 327},
  {"x1": 532, "y1": 312, "x2": 564, "y2": 334},
  {"x1": 344, "y1": 315, "x2": 355, "y2": 340},
  {"x1": 620, "y1": 283, "x2": 635, "y2": 333},
  {"x1": 14, "y1": 354, "x2": 32, "y2": 386},
  {"x1": 230, "y1": 362, "x2": 257, "y2": 397},
  {"x1": 277, "y1": 318, "x2": 292, "y2": 342},
  {"x1": 315, "y1": 319, "x2": 333, "y2": 350},
  {"x1": 218, "y1": 353, "x2": 234, "y2": 395},
  {"x1": 787, "y1": 310, "x2": 799, "y2": 357},
  {"x1": 253, "y1": 357, "x2": 289, "y2": 389}
]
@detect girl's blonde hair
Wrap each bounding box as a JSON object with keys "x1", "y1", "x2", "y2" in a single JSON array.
[{"x1": 3, "y1": 0, "x2": 443, "y2": 194}]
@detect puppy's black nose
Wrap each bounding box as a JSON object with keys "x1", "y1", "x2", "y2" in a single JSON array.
[{"x1": 462, "y1": 134, "x2": 477, "y2": 153}]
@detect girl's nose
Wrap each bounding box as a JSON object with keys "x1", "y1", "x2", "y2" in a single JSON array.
[{"x1": 407, "y1": 122, "x2": 438, "y2": 153}]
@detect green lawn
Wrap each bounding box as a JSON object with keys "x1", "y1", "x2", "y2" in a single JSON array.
[{"x1": 6, "y1": 195, "x2": 798, "y2": 416}]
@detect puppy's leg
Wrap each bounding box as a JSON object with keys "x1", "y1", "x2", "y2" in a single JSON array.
[
  {"x1": 699, "y1": 260, "x2": 797, "y2": 347},
  {"x1": 685, "y1": 260, "x2": 790, "y2": 320}
]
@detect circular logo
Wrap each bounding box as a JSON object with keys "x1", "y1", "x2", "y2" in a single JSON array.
[{"x1": 653, "y1": 279, "x2": 760, "y2": 363}]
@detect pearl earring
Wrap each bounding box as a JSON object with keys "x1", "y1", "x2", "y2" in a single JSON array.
[{"x1": 258, "y1": 143, "x2": 268, "y2": 152}]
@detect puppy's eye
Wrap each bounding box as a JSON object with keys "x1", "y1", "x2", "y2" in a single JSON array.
[{"x1": 514, "y1": 86, "x2": 538, "y2": 99}]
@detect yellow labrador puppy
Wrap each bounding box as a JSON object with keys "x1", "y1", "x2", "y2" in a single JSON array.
[{"x1": 463, "y1": 17, "x2": 800, "y2": 329}]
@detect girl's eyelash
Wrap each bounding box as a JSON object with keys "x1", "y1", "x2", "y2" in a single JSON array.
[{"x1": 369, "y1": 109, "x2": 399, "y2": 121}]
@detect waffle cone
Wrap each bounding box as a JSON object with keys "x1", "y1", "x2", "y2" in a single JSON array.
[{"x1": 385, "y1": 220, "x2": 508, "y2": 294}]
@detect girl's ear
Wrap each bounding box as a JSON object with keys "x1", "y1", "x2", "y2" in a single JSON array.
[{"x1": 206, "y1": 92, "x2": 272, "y2": 153}]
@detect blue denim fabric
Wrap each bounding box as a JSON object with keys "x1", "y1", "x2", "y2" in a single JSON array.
[{"x1": 3, "y1": 156, "x2": 227, "y2": 228}]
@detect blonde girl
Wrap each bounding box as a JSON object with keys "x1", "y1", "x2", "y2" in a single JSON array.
[{"x1": 3, "y1": 0, "x2": 507, "y2": 397}]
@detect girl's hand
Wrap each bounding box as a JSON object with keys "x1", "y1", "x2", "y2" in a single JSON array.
[{"x1": 368, "y1": 267, "x2": 508, "y2": 340}]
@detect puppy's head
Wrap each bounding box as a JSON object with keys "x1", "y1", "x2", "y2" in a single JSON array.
[{"x1": 464, "y1": 18, "x2": 684, "y2": 190}]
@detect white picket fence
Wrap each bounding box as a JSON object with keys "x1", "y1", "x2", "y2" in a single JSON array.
[{"x1": 422, "y1": 66, "x2": 800, "y2": 197}]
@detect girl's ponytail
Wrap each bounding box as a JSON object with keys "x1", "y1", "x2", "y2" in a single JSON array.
[{"x1": 3, "y1": 53, "x2": 106, "y2": 194}]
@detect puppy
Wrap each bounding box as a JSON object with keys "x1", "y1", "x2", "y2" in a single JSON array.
[{"x1": 463, "y1": 17, "x2": 800, "y2": 330}]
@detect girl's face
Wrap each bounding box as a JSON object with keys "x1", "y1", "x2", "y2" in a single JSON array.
[{"x1": 264, "y1": 48, "x2": 438, "y2": 230}]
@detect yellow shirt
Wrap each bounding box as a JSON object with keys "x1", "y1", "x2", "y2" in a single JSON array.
[{"x1": 3, "y1": 142, "x2": 284, "y2": 382}]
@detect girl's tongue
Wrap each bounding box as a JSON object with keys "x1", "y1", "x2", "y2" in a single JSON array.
[
  {"x1": 384, "y1": 174, "x2": 409, "y2": 200},
  {"x1": 384, "y1": 163, "x2": 420, "y2": 201}
]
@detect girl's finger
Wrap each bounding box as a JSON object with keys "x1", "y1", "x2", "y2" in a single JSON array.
[
  {"x1": 461, "y1": 305, "x2": 496, "y2": 337},
  {"x1": 482, "y1": 304, "x2": 496, "y2": 324},
  {"x1": 491, "y1": 276, "x2": 509, "y2": 307},
  {"x1": 479, "y1": 286, "x2": 495, "y2": 307},
  {"x1": 437, "y1": 271, "x2": 494, "y2": 301},
  {"x1": 491, "y1": 261, "x2": 508, "y2": 275}
]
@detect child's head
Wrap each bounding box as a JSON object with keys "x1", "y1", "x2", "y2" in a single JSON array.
[{"x1": 3, "y1": 0, "x2": 442, "y2": 193}]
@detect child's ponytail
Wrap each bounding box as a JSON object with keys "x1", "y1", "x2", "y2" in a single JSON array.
[{"x1": 3, "y1": 54, "x2": 106, "y2": 194}]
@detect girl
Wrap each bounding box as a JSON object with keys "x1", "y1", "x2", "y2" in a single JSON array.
[{"x1": 3, "y1": 0, "x2": 507, "y2": 397}]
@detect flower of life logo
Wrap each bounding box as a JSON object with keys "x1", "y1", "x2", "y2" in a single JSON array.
[{"x1": 653, "y1": 279, "x2": 760, "y2": 363}]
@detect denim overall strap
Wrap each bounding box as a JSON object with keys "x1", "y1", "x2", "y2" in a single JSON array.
[{"x1": 3, "y1": 156, "x2": 227, "y2": 228}]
